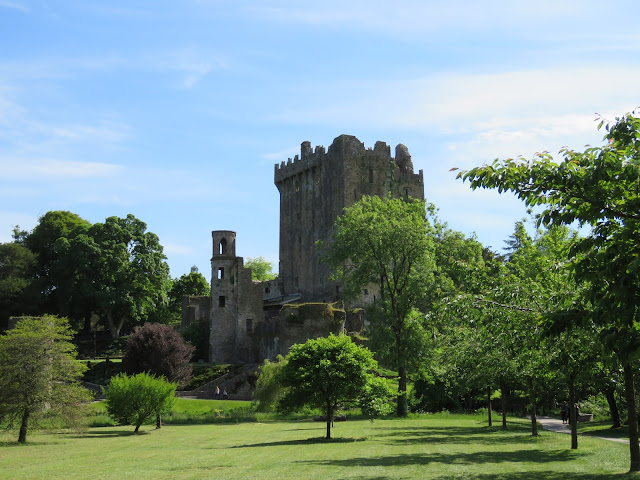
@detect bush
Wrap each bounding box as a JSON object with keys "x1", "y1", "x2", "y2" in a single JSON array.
[
  {"x1": 105, "y1": 373, "x2": 177, "y2": 432},
  {"x1": 123, "y1": 323, "x2": 194, "y2": 386}
]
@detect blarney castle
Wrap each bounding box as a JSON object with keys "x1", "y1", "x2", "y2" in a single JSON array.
[{"x1": 182, "y1": 134, "x2": 424, "y2": 364}]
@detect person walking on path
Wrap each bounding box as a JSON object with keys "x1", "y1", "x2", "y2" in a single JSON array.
[{"x1": 560, "y1": 401, "x2": 569, "y2": 424}]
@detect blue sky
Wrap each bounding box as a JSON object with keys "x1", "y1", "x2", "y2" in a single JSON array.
[{"x1": 1, "y1": 1, "x2": 638, "y2": 281}]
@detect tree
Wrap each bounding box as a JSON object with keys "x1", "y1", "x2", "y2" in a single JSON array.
[
  {"x1": 167, "y1": 271, "x2": 210, "y2": 319},
  {"x1": 456, "y1": 110, "x2": 640, "y2": 471},
  {"x1": 277, "y1": 334, "x2": 379, "y2": 439},
  {"x1": 323, "y1": 195, "x2": 436, "y2": 417},
  {"x1": 245, "y1": 257, "x2": 277, "y2": 281},
  {"x1": 0, "y1": 242, "x2": 38, "y2": 329},
  {"x1": 54, "y1": 214, "x2": 172, "y2": 338},
  {"x1": 123, "y1": 323, "x2": 194, "y2": 427},
  {"x1": 105, "y1": 373, "x2": 176, "y2": 432},
  {"x1": 253, "y1": 355, "x2": 288, "y2": 412},
  {"x1": 0, "y1": 315, "x2": 91, "y2": 443},
  {"x1": 23, "y1": 211, "x2": 91, "y2": 317}
]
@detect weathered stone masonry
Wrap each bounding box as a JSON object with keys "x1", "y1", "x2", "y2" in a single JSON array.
[{"x1": 182, "y1": 134, "x2": 425, "y2": 364}]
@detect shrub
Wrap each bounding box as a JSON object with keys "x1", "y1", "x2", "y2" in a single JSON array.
[{"x1": 105, "y1": 373, "x2": 177, "y2": 432}]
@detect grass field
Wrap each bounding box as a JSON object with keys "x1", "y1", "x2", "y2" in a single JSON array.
[{"x1": 0, "y1": 413, "x2": 635, "y2": 479}]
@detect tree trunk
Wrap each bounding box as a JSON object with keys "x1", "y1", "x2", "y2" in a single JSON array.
[
  {"x1": 326, "y1": 400, "x2": 332, "y2": 439},
  {"x1": 397, "y1": 366, "x2": 408, "y2": 417},
  {"x1": 568, "y1": 375, "x2": 578, "y2": 449},
  {"x1": 500, "y1": 382, "x2": 508, "y2": 430},
  {"x1": 106, "y1": 310, "x2": 124, "y2": 339},
  {"x1": 604, "y1": 383, "x2": 621, "y2": 428},
  {"x1": 156, "y1": 412, "x2": 162, "y2": 429},
  {"x1": 624, "y1": 362, "x2": 640, "y2": 472},
  {"x1": 527, "y1": 376, "x2": 538, "y2": 436},
  {"x1": 18, "y1": 409, "x2": 29, "y2": 443},
  {"x1": 487, "y1": 385, "x2": 492, "y2": 427}
]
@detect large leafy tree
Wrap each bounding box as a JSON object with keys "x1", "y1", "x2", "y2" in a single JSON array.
[
  {"x1": 0, "y1": 315, "x2": 91, "y2": 443},
  {"x1": 323, "y1": 195, "x2": 436, "y2": 417},
  {"x1": 22, "y1": 211, "x2": 91, "y2": 317},
  {"x1": 55, "y1": 214, "x2": 171, "y2": 338},
  {"x1": 0, "y1": 242, "x2": 38, "y2": 329},
  {"x1": 456, "y1": 111, "x2": 640, "y2": 471},
  {"x1": 277, "y1": 334, "x2": 382, "y2": 439}
]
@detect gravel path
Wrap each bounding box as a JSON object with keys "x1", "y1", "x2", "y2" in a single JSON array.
[{"x1": 536, "y1": 416, "x2": 630, "y2": 444}]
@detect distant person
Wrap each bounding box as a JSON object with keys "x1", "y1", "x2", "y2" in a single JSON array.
[
  {"x1": 560, "y1": 401, "x2": 568, "y2": 424},
  {"x1": 223, "y1": 388, "x2": 228, "y2": 400},
  {"x1": 575, "y1": 403, "x2": 580, "y2": 422},
  {"x1": 215, "y1": 385, "x2": 220, "y2": 399}
]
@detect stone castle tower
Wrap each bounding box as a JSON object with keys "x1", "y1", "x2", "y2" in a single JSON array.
[
  {"x1": 184, "y1": 134, "x2": 426, "y2": 365},
  {"x1": 209, "y1": 230, "x2": 263, "y2": 362},
  {"x1": 274, "y1": 134, "x2": 424, "y2": 303}
]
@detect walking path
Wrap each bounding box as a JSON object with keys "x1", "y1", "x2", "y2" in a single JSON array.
[{"x1": 536, "y1": 416, "x2": 629, "y2": 444}]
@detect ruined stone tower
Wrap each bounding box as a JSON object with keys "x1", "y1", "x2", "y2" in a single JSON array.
[
  {"x1": 274, "y1": 134, "x2": 425, "y2": 302},
  {"x1": 209, "y1": 230, "x2": 263, "y2": 363}
]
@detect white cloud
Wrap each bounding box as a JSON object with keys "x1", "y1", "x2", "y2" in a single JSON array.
[
  {"x1": 162, "y1": 242, "x2": 197, "y2": 256},
  {"x1": 0, "y1": 158, "x2": 123, "y2": 180},
  {"x1": 0, "y1": 1, "x2": 29, "y2": 13}
]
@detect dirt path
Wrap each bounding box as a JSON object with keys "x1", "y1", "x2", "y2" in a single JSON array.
[{"x1": 536, "y1": 416, "x2": 629, "y2": 444}]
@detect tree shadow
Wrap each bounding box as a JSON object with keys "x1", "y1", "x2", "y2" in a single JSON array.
[
  {"x1": 230, "y1": 436, "x2": 367, "y2": 448},
  {"x1": 71, "y1": 429, "x2": 144, "y2": 438},
  {"x1": 433, "y1": 472, "x2": 633, "y2": 479},
  {"x1": 296, "y1": 449, "x2": 580, "y2": 468},
  {"x1": 372, "y1": 425, "x2": 539, "y2": 446}
]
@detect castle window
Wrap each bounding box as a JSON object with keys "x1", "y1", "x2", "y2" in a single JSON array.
[
  {"x1": 265, "y1": 286, "x2": 270, "y2": 294},
  {"x1": 246, "y1": 319, "x2": 253, "y2": 334},
  {"x1": 404, "y1": 188, "x2": 410, "y2": 199},
  {"x1": 218, "y1": 296, "x2": 226, "y2": 308},
  {"x1": 217, "y1": 267, "x2": 224, "y2": 280},
  {"x1": 219, "y1": 238, "x2": 227, "y2": 255},
  {"x1": 364, "y1": 289, "x2": 368, "y2": 295},
  {"x1": 369, "y1": 168, "x2": 374, "y2": 183},
  {"x1": 298, "y1": 234, "x2": 301, "y2": 244}
]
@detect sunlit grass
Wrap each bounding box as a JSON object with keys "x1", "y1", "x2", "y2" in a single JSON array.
[{"x1": 0, "y1": 414, "x2": 633, "y2": 479}]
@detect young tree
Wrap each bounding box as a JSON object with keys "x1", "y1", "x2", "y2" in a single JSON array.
[
  {"x1": 123, "y1": 323, "x2": 194, "y2": 427},
  {"x1": 245, "y1": 257, "x2": 277, "y2": 281},
  {"x1": 105, "y1": 373, "x2": 177, "y2": 432},
  {"x1": 323, "y1": 195, "x2": 436, "y2": 417},
  {"x1": 456, "y1": 110, "x2": 640, "y2": 471},
  {"x1": 0, "y1": 315, "x2": 91, "y2": 443},
  {"x1": 277, "y1": 334, "x2": 381, "y2": 439},
  {"x1": 253, "y1": 355, "x2": 288, "y2": 412}
]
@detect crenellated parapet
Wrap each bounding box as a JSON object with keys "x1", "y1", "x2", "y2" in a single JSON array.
[{"x1": 274, "y1": 135, "x2": 423, "y2": 185}]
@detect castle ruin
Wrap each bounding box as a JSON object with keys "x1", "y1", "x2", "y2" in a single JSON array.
[{"x1": 182, "y1": 134, "x2": 424, "y2": 364}]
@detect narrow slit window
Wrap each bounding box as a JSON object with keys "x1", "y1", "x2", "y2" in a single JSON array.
[
  {"x1": 368, "y1": 168, "x2": 374, "y2": 183},
  {"x1": 217, "y1": 267, "x2": 224, "y2": 279},
  {"x1": 218, "y1": 296, "x2": 226, "y2": 308}
]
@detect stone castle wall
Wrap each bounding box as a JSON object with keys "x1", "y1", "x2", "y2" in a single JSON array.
[{"x1": 275, "y1": 135, "x2": 424, "y2": 303}]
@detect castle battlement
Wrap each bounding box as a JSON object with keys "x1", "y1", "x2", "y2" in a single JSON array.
[{"x1": 274, "y1": 135, "x2": 422, "y2": 184}]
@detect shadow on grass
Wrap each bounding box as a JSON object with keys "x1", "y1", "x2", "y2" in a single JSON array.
[
  {"x1": 296, "y1": 448, "x2": 580, "y2": 467},
  {"x1": 71, "y1": 429, "x2": 145, "y2": 438},
  {"x1": 231, "y1": 437, "x2": 367, "y2": 448},
  {"x1": 372, "y1": 425, "x2": 540, "y2": 446},
  {"x1": 433, "y1": 472, "x2": 634, "y2": 479}
]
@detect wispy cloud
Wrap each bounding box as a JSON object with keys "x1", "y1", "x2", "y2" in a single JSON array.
[
  {"x1": 0, "y1": 157, "x2": 123, "y2": 180},
  {"x1": 0, "y1": 1, "x2": 29, "y2": 14}
]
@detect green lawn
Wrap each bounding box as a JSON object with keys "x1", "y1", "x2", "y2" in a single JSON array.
[{"x1": 0, "y1": 414, "x2": 634, "y2": 479}]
